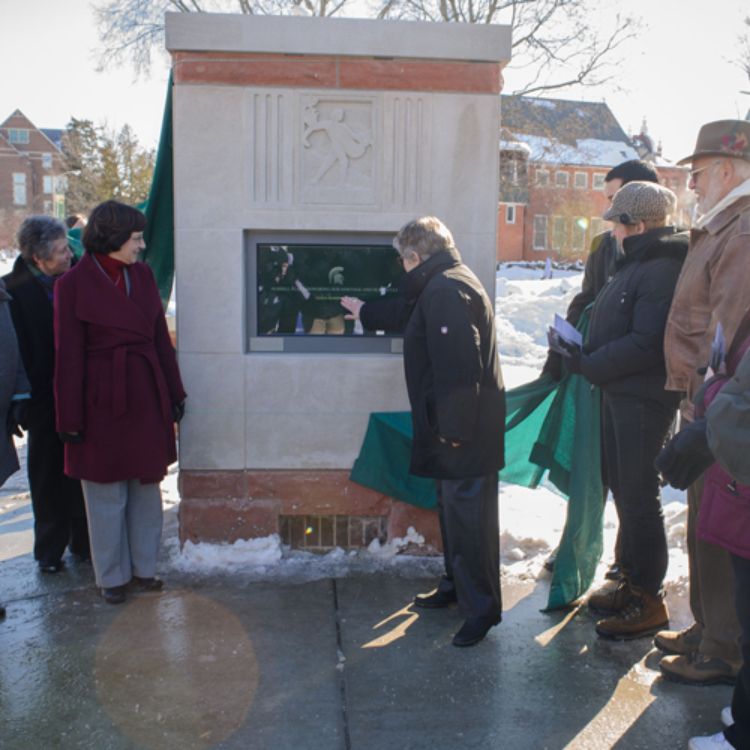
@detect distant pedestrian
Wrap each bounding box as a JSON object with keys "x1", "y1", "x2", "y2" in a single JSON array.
[
  {"x1": 560, "y1": 181, "x2": 687, "y2": 639},
  {"x1": 54, "y1": 200, "x2": 186, "y2": 605},
  {"x1": 656, "y1": 119, "x2": 750, "y2": 687},
  {"x1": 3, "y1": 217, "x2": 90, "y2": 574},
  {"x1": 342, "y1": 217, "x2": 505, "y2": 647}
]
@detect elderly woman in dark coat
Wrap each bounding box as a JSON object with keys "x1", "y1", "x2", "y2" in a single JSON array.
[{"x1": 54, "y1": 200, "x2": 186, "y2": 605}]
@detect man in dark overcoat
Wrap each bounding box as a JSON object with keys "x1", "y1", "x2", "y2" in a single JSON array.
[
  {"x1": 342, "y1": 217, "x2": 506, "y2": 647},
  {"x1": 3, "y1": 217, "x2": 90, "y2": 572}
]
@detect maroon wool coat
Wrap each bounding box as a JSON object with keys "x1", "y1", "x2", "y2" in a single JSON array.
[{"x1": 54, "y1": 253, "x2": 186, "y2": 483}]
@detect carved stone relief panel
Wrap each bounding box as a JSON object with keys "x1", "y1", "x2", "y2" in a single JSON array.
[
  {"x1": 382, "y1": 95, "x2": 432, "y2": 211},
  {"x1": 298, "y1": 95, "x2": 377, "y2": 205},
  {"x1": 249, "y1": 91, "x2": 291, "y2": 206}
]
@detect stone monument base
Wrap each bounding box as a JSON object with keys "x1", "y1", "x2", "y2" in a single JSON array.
[{"x1": 178, "y1": 470, "x2": 442, "y2": 553}]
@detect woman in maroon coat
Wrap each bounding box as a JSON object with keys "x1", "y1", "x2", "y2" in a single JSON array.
[{"x1": 54, "y1": 201, "x2": 186, "y2": 604}]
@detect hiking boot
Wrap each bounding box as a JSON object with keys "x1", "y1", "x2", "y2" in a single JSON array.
[
  {"x1": 595, "y1": 588, "x2": 669, "y2": 640},
  {"x1": 688, "y1": 732, "x2": 734, "y2": 749},
  {"x1": 659, "y1": 652, "x2": 739, "y2": 686},
  {"x1": 604, "y1": 563, "x2": 624, "y2": 581},
  {"x1": 587, "y1": 579, "x2": 632, "y2": 614},
  {"x1": 653, "y1": 622, "x2": 702, "y2": 655}
]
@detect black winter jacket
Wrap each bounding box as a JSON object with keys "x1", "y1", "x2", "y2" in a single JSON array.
[
  {"x1": 580, "y1": 226, "x2": 688, "y2": 403},
  {"x1": 377, "y1": 248, "x2": 506, "y2": 479}
]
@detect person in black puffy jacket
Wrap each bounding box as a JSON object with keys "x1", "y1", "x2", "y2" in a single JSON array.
[{"x1": 561, "y1": 181, "x2": 687, "y2": 640}]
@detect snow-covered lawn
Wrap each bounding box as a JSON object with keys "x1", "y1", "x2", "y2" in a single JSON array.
[{"x1": 0, "y1": 257, "x2": 689, "y2": 615}]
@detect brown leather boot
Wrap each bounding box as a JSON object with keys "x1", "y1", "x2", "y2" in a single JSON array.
[
  {"x1": 595, "y1": 587, "x2": 668, "y2": 640},
  {"x1": 587, "y1": 579, "x2": 632, "y2": 614}
]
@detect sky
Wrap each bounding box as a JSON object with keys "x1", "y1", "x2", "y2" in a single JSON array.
[{"x1": 0, "y1": 0, "x2": 748, "y2": 162}]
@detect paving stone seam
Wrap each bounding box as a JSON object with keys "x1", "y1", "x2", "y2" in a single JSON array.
[{"x1": 331, "y1": 578, "x2": 353, "y2": 750}]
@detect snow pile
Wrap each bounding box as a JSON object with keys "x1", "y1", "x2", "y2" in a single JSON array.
[{"x1": 178, "y1": 534, "x2": 284, "y2": 573}]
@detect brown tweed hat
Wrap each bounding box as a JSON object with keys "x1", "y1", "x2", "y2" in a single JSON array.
[
  {"x1": 603, "y1": 181, "x2": 676, "y2": 225},
  {"x1": 677, "y1": 120, "x2": 750, "y2": 165}
]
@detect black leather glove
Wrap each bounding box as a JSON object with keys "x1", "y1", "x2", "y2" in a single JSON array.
[
  {"x1": 542, "y1": 350, "x2": 563, "y2": 382},
  {"x1": 559, "y1": 340, "x2": 583, "y2": 374},
  {"x1": 6, "y1": 400, "x2": 27, "y2": 438},
  {"x1": 654, "y1": 418, "x2": 714, "y2": 490},
  {"x1": 172, "y1": 401, "x2": 186, "y2": 423},
  {"x1": 58, "y1": 431, "x2": 84, "y2": 444}
]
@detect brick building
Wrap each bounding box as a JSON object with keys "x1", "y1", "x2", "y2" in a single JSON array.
[
  {"x1": 0, "y1": 110, "x2": 66, "y2": 248},
  {"x1": 497, "y1": 97, "x2": 691, "y2": 263}
]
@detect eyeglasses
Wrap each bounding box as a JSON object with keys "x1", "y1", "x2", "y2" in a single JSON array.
[{"x1": 689, "y1": 161, "x2": 720, "y2": 183}]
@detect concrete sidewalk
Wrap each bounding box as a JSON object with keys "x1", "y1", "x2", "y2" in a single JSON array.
[{"x1": 0, "y1": 493, "x2": 732, "y2": 750}]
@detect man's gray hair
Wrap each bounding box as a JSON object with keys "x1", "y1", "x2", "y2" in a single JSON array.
[
  {"x1": 17, "y1": 216, "x2": 67, "y2": 261},
  {"x1": 393, "y1": 216, "x2": 455, "y2": 260},
  {"x1": 730, "y1": 158, "x2": 750, "y2": 181}
]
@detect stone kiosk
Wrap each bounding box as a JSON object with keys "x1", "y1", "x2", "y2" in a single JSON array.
[{"x1": 168, "y1": 13, "x2": 511, "y2": 550}]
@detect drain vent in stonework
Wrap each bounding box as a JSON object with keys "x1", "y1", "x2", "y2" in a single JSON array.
[{"x1": 279, "y1": 515, "x2": 387, "y2": 550}]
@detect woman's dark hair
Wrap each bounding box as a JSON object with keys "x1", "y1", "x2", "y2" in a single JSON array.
[{"x1": 83, "y1": 200, "x2": 146, "y2": 255}]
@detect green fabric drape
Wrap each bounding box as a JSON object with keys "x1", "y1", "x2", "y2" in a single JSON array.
[
  {"x1": 349, "y1": 310, "x2": 603, "y2": 610},
  {"x1": 141, "y1": 71, "x2": 175, "y2": 308}
]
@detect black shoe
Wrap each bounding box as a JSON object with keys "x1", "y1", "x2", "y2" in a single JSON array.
[
  {"x1": 605, "y1": 563, "x2": 623, "y2": 581},
  {"x1": 452, "y1": 614, "x2": 502, "y2": 647},
  {"x1": 0, "y1": 603, "x2": 5, "y2": 619},
  {"x1": 38, "y1": 561, "x2": 64, "y2": 574},
  {"x1": 131, "y1": 576, "x2": 164, "y2": 592},
  {"x1": 413, "y1": 588, "x2": 457, "y2": 609},
  {"x1": 101, "y1": 586, "x2": 127, "y2": 605}
]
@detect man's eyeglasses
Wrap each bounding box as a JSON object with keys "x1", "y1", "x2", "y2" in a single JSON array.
[{"x1": 689, "y1": 161, "x2": 720, "y2": 183}]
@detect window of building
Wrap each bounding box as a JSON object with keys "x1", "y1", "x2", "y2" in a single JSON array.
[
  {"x1": 593, "y1": 173, "x2": 606, "y2": 190},
  {"x1": 12, "y1": 173, "x2": 27, "y2": 205},
  {"x1": 43, "y1": 175, "x2": 54, "y2": 194},
  {"x1": 555, "y1": 171, "x2": 569, "y2": 188},
  {"x1": 533, "y1": 215, "x2": 548, "y2": 250},
  {"x1": 43, "y1": 200, "x2": 53, "y2": 214},
  {"x1": 505, "y1": 205, "x2": 516, "y2": 224},
  {"x1": 536, "y1": 169, "x2": 550, "y2": 187},
  {"x1": 551, "y1": 216, "x2": 567, "y2": 251},
  {"x1": 572, "y1": 217, "x2": 587, "y2": 252},
  {"x1": 574, "y1": 172, "x2": 588, "y2": 189},
  {"x1": 42, "y1": 153, "x2": 52, "y2": 169},
  {"x1": 8, "y1": 128, "x2": 30, "y2": 144}
]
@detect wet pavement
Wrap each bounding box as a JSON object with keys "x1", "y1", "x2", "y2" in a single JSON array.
[{"x1": 0, "y1": 489, "x2": 733, "y2": 750}]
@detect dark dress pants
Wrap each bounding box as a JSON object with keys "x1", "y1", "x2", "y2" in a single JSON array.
[
  {"x1": 726, "y1": 553, "x2": 750, "y2": 750},
  {"x1": 602, "y1": 394, "x2": 675, "y2": 596},
  {"x1": 435, "y1": 473, "x2": 501, "y2": 620},
  {"x1": 27, "y1": 421, "x2": 90, "y2": 564}
]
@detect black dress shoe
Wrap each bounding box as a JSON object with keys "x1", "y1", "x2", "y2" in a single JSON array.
[
  {"x1": 38, "y1": 561, "x2": 64, "y2": 574},
  {"x1": 452, "y1": 614, "x2": 502, "y2": 647},
  {"x1": 101, "y1": 586, "x2": 127, "y2": 605},
  {"x1": 131, "y1": 576, "x2": 164, "y2": 591},
  {"x1": 413, "y1": 588, "x2": 458, "y2": 609}
]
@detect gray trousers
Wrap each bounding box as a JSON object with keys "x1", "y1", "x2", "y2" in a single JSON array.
[
  {"x1": 688, "y1": 475, "x2": 742, "y2": 663},
  {"x1": 435, "y1": 473, "x2": 502, "y2": 620},
  {"x1": 81, "y1": 479, "x2": 163, "y2": 588}
]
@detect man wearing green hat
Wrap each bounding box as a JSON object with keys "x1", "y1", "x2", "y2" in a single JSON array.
[{"x1": 657, "y1": 119, "x2": 750, "y2": 688}]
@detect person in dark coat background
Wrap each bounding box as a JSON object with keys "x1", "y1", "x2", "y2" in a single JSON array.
[
  {"x1": 562, "y1": 181, "x2": 687, "y2": 640},
  {"x1": 0, "y1": 276, "x2": 32, "y2": 618},
  {"x1": 54, "y1": 200, "x2": 186, "y2": 605},
  {"x1": 3, "y1": 217, "x2": 90, "y2": 574},
  {"x1": 342, "y1": 217, "x2": 506, "y2": 647}
]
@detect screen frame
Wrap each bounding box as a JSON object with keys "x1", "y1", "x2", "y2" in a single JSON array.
[{"x1": 246, "y1": 230, "x2": 404, "y2": 354}]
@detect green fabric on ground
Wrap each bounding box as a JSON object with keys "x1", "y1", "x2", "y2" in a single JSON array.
[{"x1": 349, "y1": 310, "x2": 603, "y2": 610}]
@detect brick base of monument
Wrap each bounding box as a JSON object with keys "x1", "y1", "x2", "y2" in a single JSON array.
[{"x1": 178, "y1": 470, "x2": 442, "y2": 553}]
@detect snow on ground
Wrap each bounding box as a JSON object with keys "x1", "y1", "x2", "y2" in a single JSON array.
[{"x1": 0, "y1": 260, "x2": 689, "y2": 611}]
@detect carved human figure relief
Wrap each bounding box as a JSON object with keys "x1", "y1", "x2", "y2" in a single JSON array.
[{"x1": 302, "y1": 103, "x2": 372, "y2": 184}]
